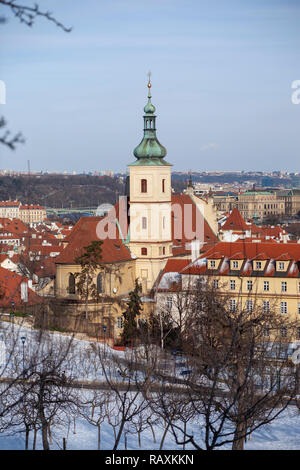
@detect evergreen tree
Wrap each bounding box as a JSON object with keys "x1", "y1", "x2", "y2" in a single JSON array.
[
  {"x1": 74, "y1": 240, "x2": 103, "y2": 319},
  {"x1": 121, "y1": 279, "x2": 143, "y2": 346}
]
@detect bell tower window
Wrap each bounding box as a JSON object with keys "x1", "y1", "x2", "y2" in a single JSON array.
[{"x1": 141, "y1": 179, "x2": 147, "y2": 193}]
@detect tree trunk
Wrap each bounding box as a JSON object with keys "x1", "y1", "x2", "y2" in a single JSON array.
[
  {"x1": 159, "y1": 421, "x2": 170, "y2": 450},
  {"x1": 232, "y1": 421, "x2": 246, "y2": 450},
  {"x1": 25, "y1": 425, "x2": 30, "y2": 450},
  {"x1": 33, "y1": 427, "x2": 37, "y2": 450},
  {"x1": 149, "y1": 422, "x2": 156, "y2": 444},
  {"x1": 97, "y1": 424, "x2": 101, "y2": 450},
  {"x1": 41, "y1": 421, "x2": 50, "y2": 450},
  {"x1": 183, "y1": 421, "x2": 186, "y2": 450},
  {"x1": 113, "y1": 420, "x2": 125, "y2": 450}
]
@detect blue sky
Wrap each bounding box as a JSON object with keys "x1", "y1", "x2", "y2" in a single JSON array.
[{"x1": 0, "y1": 0, "x2": 299, "y2": 173}]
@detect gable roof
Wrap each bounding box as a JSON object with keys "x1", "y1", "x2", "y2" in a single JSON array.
[
  {"x1": 0, "y1": 267, "x2": 41, "y2": 307},
  {"x1": 55, "y1": 216, "x2": 133, "y2": 265},
  {"x1": 221, "y1": 208, "x2": 248, "y2": 232}
]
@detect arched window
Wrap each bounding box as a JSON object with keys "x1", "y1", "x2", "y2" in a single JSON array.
[
  {"x1": 97, "y1": 273, "x2": 103, "y2": 293},
  {"x1": 68, "y1": 273, "x2": 75, "y2": 294},
  {"x1": 141, "y1": 179, "x2": 147, "y2": 193}
]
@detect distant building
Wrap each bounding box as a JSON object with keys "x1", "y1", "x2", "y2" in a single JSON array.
[
  {"x1": 276, "y1": 189, "x2": 300, "y2": 217},
  {"x1": 237, "y1": 191, "x2": 285, "y2": 220},
  {"x1": 0, "y1": 201, "x2": 21, "y2": 219},
  {"x1": 0, "y1": 201, "x2": 46, "y2": 224},
  {"x1": 19, "y1": 204, "x2": 46, "y2": 224}
]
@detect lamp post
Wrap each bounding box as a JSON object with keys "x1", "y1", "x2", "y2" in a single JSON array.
[
  {"x1": 11, "y1": 301, "x2": 15, "y2": 317},
  {"x1": 21, "y1": 336, "x2": 26, "y2": 379},
  {"x1": 103, "y1": 325, "x2": 107, "y2": 345}
]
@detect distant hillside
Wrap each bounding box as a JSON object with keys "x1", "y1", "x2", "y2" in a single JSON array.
[
  {"x1": 0, "y1": 175, "x2": 125, "y2": 208},
  {"x1": 0, "y1": 174, "x2": 188, "y2": 208}
]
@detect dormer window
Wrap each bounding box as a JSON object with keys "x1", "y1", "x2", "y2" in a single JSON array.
[
  {"x1": 278, "y1": 262, "x2": 285, "y2": 270},
  {"x1": 255, "y1": 261, "x2": 262, "y2": 270},
  {"x1": 209, "y1": 260, "x2": 216, "y2": 269},
  {"x1": 232, "y1": 261, "x2": 238, "y2": 269}
]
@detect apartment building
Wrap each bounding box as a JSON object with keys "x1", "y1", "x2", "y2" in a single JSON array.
[
  {"x1": 19, "y1": 204, "x2": 46, "y2": 224},
  {"x1": 157, "y1": 241, "x2": 300, "y2": 340},
  {"x1": 0, "y1": 201, "x2": 46, "y2": 224},
  {"x1": 0, "y1": 201, "x2": 21, "y2": 219}
]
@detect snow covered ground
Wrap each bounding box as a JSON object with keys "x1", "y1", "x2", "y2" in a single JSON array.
[
  {"x1": 1, "y1": 320, "x2": 300, "y2": 450},
  {"x1": 1, "y1": 406, "x2": 300, "y2": 450}
]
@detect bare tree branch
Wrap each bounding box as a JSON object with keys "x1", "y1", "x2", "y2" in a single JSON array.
[
  {"x1": 0, "y1": 0, "x2": 72, "y2": 32},
  {"x1": 0, "y1": 116, "x2": 25, "y2": 150}
]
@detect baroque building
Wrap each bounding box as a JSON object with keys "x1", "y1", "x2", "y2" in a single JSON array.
[{"x1": 53, "y1": 79, "x2": 219, "y2": 340}]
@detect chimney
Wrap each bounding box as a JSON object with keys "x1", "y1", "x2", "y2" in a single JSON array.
[{"x1": 191, "y1": 238, "x2": 201, "y2": 262}]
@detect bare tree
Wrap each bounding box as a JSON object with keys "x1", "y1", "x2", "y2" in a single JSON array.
[
  {"x1": 90, "y1": 342, "x2": 157, "y2": 450},
  {"x1": 150, "y1": 279, "x2": 299, "y2": 450},
  {"x1": 0, "y1": 324, "x2": 79, "y2": 450}
]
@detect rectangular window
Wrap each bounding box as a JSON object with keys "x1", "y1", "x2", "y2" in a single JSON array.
[
  {"x1": 280, "y1": 327, "x2": 287, "y2": 338},
  {"x1": 278, "y1": 262, "x2": 284, "y2": 270},
  {"x1": 263, "y1": 325, "x2": 270, "y2": 337},
  {"x1": 141, "y1": 179, "x2": 147, "y2": 193},
  {"x1": 230, "y1": 280, "x2": 236, "y2": 290},
  {"x1": 298, "y1": 303, "x2": 300, "y2": 315},
  {"x1": 297, "y1": 327, "x2": 300, "y2": 340},
  {"x1": 166, "y1": 296, "x2": 173, "y2": 309},
  {"x1": 210, "y1": 260, "x2": 216, "y2": 268},
  {"x1": 213, "y1": 279, "x2": 219, "y2": 289},
  {"x1": 280, "y1": 302, "x2": 287, "y2": 314},
  {"x1": 142, "y1": 217, "x2": 147, "y2": 229},
  {"x1": 281, "y1": 281, "x2": 287, "y2": 292},
  {"x1": 256, "y1": 261, "x2": 262, "y2": 270},
  {"x1": 247, "y1": 280, "x2": 253, "y2": 291},
  {"x1": 232, "y1": 261, "x2": 238, "y2": 269},
  {"x1": 141, "y1": 247, "x2": 147, "y2": 256},
  {"x1": 162, "y1": 179, "x2": 165, "y2": 193},
  {"x1": 117, "y1": 317, "x2": 123, "y2": 329},
  {"x1": 229, "y1": 299, "x2": 236, "y2": 312},
  {"x1": 246, "y1": 300, "x2": 253, "y2": 313},
  {"x1": 263, "y1": 301, "x2": 270, "y2": 313},
  {"x1": 264, "y1": 281, "x2": 269, "y2": 292}
]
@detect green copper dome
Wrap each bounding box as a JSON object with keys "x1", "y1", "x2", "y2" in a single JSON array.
[
  {"x1": 131, "y1": 78, "x2": 171, "y2": 166},
  {"x1": 143, "y1": 99, "x2": 156, "y2": 114}
]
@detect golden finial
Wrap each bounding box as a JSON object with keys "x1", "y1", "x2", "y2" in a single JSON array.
[{"x1": 147, "y1": 71, "x2": 152, "y2": 88}]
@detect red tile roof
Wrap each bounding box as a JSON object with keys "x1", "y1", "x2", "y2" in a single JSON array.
[
  {"x1": 55, "y1": 216, "x2": 133, "y2": 265},
  {"x1": 0, "y1": 267, "x2": 41, "y2": 308},
  {"x1": 177, "y1": 241, "x2": 300, "y2": 279},
  {"x1": 221, "y1": 208, "x2": 248, "y2": 232}
]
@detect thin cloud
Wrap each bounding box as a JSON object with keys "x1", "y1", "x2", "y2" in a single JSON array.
[{"x1": 199, "y1": 143, "x2": 219, "y2": 152}]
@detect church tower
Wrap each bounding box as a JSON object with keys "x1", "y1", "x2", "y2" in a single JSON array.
[{"x1": 128, "y1": 76, "x2": 173, "y2": 291}]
